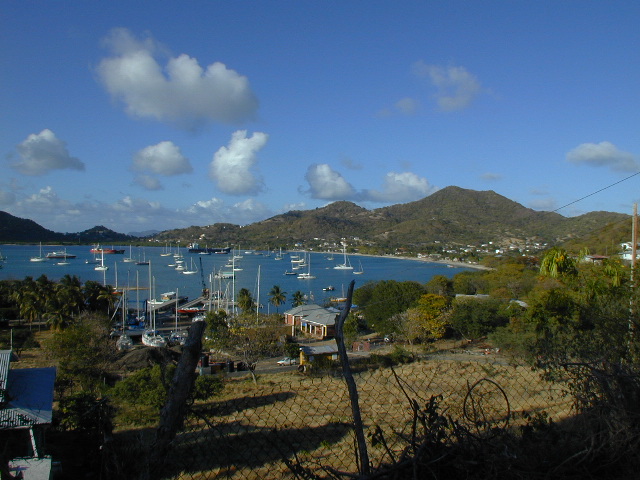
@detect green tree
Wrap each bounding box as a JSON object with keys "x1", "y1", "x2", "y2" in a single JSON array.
[
  {"x1": 83, "y1": 280, "x2": 115, "y2": 312},
  {"x1": 412, "y1": 293, "x2": 451, "y2": 340},
  {"x1": 291, "y1": 290, "x2": 306, "y2": 307},
  {"x1": 539, "y1": 247, "x2": 578, "y2": 279},
  {"x1": 452, "y1": 270, "x2": 487, "y2": 295},
  {"x1": 45, "y1": 312, "x2": 116, "y2": 394},
  {"x1": 11, "y1": 277, "x2": 42, "y2": 328},
  {"x1": 353, "y1": 280, "x2": 425, "y2": 335},
  {"x1": 205, "y1": 309, "x2": 229, "y2": 339},
  {"x1": 237, "y1": 288, "x2": 254, "y2": 314},
  {"x1": 268, "y1": 285, "x2": 287, "y2": 312},
  {"x1": 449, "y1": 297, "x2": 511, "y2": 339},
  {"x1": 425, "y1": 275, "x2": 454, "y2": 298}
]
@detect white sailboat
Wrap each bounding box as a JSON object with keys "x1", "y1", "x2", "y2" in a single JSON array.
[
  {"x1": 297, "y1": 253, "x2": 316, "y2": 279},
  {"x1": 30, "y1": 242, "x2": 46, "y2": 262},
  {"x1": 182, "y1": 258, "x2": 198, "y2": 275},
  {"x1": 123, "y1": 244, "x2": 135, "y2": 263},
  {"x1": 56, "y1": 249, "x2": 71, "y2": 266},
  {"x1": 142, "y1": 266, "x2": 167, "y2": 348},
  {"x1": 354, "y1": 260, "x2": 364, "y2": 275},
  {"x1": 333, "y1": 245, "x2": 353, "y2": 270},
  {"x1": 95, "y1": 250, "x2": 109, "y2": 271}
]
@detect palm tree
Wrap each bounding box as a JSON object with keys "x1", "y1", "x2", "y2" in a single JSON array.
[
  {"x1": 56, "y1": 274, "x2": 85, "y2": 320},
  {"x1": 292, "y1": 290, "x2": 306, "y2": 307},
  {"x1": 268, "y1": 285, "x2": 287, "y2": 313},
  {"x1": 12, "y1": 277, "x2": 42, "y2": 329},
  {"x1": 539, "y1": 247, "x2": 578, "y2": 279},
  {"x1": 237, "y1": 288, "x2": 254, "y2": 314}
]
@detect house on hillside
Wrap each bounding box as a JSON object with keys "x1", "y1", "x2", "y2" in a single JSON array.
[
  {"x1": 283, "y1": 304, "x2": 339, "y2": 339},
  {"x1": 0, "y1": 350, "x2": 57, "y2": 479},
  {"x1": 299, "y1": 343, "x2": 340, "y2": 370}
]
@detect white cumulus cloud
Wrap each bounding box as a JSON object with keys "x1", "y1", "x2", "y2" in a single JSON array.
[
  {"x1": 96, "y1": 28, "x2": 259, "y2": 129},
  {"x1": 11, "y1": 129, "x2": 85, "y2": 175},
  {"x1": 566, "y1": 141, "x2": 639, "y2": 172},
  {"x1": 132, "y1": 141, "x2": 192, "y2": 175},
  {"x1": 362, "y1": 172, "x2": 436, "y2": 203},
  {"x1": 304, "y1": 164, "x2": 356, "y2": 200},
  {"x1": 232, "y1": 198, "x2": 271, "y2": 225},
  {"x1": 188, "y1": 197, "x2": 225, "y2": 213},
  {"x1": 412, "y1": 61, "x2": 481, "y2": 112},
  {"x1": 209, "y1": 130, "x2": 268, "y2": 195}
]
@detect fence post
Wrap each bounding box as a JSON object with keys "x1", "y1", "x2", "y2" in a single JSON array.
[
  {"x1": 141, "y1": 320, "x2": 206, "y2": 480},
  {"x1": 335, "y1": 280, "x2": 370, "y2": 475}
]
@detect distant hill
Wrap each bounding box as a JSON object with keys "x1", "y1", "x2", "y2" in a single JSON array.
[
  {"x1": 153, "y1": 187, "x2": 631, "y2": 253},
  {"x1": 0, "y1": 211, "x2": 64, "y2": 243},
  {"x1": 0, "y1": 213, "x2": 134, "y2": 244},
  {"x1": 0, "y1": 187, "x2": 632, "y2": 253}
]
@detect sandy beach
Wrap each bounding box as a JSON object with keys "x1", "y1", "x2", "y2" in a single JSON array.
[{"x1": 351, "y1": 252, "x2": 492, "y2": 271}]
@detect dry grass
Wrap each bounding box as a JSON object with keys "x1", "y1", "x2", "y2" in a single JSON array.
[{"x1": 163, "y1": 357, "x2": 572, "y2": 480}]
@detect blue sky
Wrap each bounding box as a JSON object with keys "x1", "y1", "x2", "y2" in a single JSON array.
[{"x1": 2, "y1": 1, "x2": 640, "y2": 234}]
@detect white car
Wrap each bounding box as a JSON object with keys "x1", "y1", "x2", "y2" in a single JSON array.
[{"x1": 277, "y1": 357, "x2": 297, "y2": 366}]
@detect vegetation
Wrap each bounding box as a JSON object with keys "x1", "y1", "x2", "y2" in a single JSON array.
[
  {"x1": 4, "y1": 232, "x2": 640, "y2": 478},
  {"x1": 1, "y1": 187, "x2": 630, "y2": 255},
  {"x1": 268, "y1": 284, "x2": 287, "y2": 312}
]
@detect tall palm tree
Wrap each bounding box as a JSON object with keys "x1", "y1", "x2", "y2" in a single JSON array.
[
  {"x1": 237, "y1": 288, "x2": 254, "y2": 314},
  {"x1": 268, "y1": 285, "x2": 287, "y2": 313},
  {"x1": 12, "y1": 277, "x2": 42, "y2": 329},
  {"x1": 292, "y1": 290, "x2": 306, "y2": 307},
  {"x1": 56, "y1": 274, "x2": 84, "y2": 319}
]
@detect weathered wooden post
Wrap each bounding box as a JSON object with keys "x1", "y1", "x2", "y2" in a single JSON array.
[
  {"x1": 142, "y1": 320, "x2": 206, "y2": 479},
  {"x1": 334, "y1": 280, "x2": 370, "y2": 475}
]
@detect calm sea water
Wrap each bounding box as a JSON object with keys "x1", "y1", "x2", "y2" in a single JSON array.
[{"x1": 0, "y1": 244, "x2": 470, "y2": 311}]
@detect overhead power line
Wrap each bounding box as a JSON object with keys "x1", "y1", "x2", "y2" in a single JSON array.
[{"x1": 553, "y1": 171, "x2": 640, "y2": 213}]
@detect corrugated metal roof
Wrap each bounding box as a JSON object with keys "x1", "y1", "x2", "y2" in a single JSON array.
[
  {"x1": 1, "y1": 365, "x2": 56, "y2": 429},
  {"x1": 285, "y1": 304, "x2": 339, "y2": 326},
  {"x1": 0, "y1": 350, "x2": 13, "y2": 403},
  {"x1": 301, "y1": 342, "x2": 339, "y2": 355}
]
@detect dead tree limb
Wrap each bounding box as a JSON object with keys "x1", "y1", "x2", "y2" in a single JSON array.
[
  {"x1": 142, "y1": 320, "x2": 206, "y2": 480},
  {"x1": 334, "y1": 279, "x2": 370, "y2": 476}
]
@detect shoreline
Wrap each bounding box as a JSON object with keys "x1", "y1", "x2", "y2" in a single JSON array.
[{"x1": 349, "y1": 252, "x2": 492, "y2": 271}]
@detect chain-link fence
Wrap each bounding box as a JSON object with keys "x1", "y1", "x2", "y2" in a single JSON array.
[{"x1": 153, "y1": 356, "x2": 570, "y2": 480}]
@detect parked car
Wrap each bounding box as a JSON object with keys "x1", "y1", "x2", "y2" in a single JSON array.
[{"x1": 277, "y1": 357, "x2": 297, "y2": 366}]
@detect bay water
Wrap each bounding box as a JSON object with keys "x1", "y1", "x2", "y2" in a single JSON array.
[{"x1": 0, "y1": 244, "x2": 470, "y2": 311}]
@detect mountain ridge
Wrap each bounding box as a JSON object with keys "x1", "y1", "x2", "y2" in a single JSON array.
[{"x1": 0, "y1": 186, "x2": 631, "y2": 253}]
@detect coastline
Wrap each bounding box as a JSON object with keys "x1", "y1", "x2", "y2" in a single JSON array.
[{"x1": 350, "y1": 252, "x2": 492, "y2": 271}]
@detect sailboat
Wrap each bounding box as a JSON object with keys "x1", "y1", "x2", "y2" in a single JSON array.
[
  {"x1": 354, "y1": 260, "x2": 364, "y2": 275},
  {"x1": 333, "y1": 244, "x2": 353, "y2": 270},
  {"x1": 95, "y1": 249, "x2": 109, "y2": 271},
  {"x1": 142, "y1": 267, "x2": 167, "y2": 348},
  {"x1": 123, "y1": 245, "x2": 135, "y2": 263},
  {"x1": 297, "y1": 253, "x2": 316, "y2": 279},
  {"x1": 136, "y1": 249, "x2": 149, "y2": 265},
  {"x1": 30, "y1": 242, "x2": 46, "y2": 262},
  {"x1": 182, "y1": 258, "x2": 198, "y2": 275},
  {"x1": 56, "y1": 249, "x2": 72, "y2": 266},
  {"x1": 115, "y1": 290, "x2": 133, "y2": 351}
]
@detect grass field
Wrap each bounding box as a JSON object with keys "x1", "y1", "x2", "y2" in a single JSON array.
[{"x1": 162, "y1": 357, "x2": 572, "y2": 479}]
